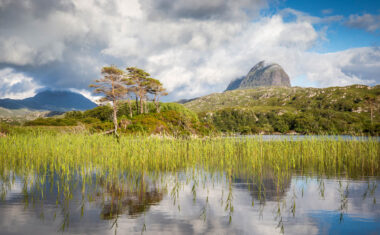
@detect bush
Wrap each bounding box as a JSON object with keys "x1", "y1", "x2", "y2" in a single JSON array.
[
  {"x1": 64, "y1": 111, "x2": 83, "y2": 119},
  {"x1": 84, "y1": 105, "x2": 112, "y2": 121},
  {"x1": 0, "y1": 123, "x2": 11, "y2": 134},
  {"x1": 273, "y1": 119, "x2": 289, "y2": 133},
  {"x1": 25, "y1": 118, "x2": 77, "y2": 126}
]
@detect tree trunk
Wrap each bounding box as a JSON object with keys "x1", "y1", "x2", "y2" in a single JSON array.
[
  {"x1": 154, "y1": 96, "x2": 159, "y2": 113},
  {"x1": 140, "y1": 95, "x2": 144, "y2": 114},
  {"x1": 135, "y1": 96, "x2": 139, "y2": 114},
  {"x1": 127, "y1": 99, "x2": 132, "y2": 118},
  {"x1": 112, "y1": 100, "x2": 119, "y2": 137},
  {"x1": 144, "y1": 100, "x2": 148, "y2": 113}
]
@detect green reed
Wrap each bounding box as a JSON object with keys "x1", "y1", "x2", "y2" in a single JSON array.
[
  {"x1": 1, "y1": 134, "x2": 379, "y2": 181},
  {"x1": 0, "y1": 133, "x2": 378, "y2": 233},
  {"x1": 0, "y1": 133, "x2": 378, "y2": 203}
]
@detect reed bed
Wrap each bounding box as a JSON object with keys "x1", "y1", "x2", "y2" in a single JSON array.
[
  {"x1": 1, "y1": 133, "x2": 378, "y2": 181},
  {"x1": 0, "y1": 133, "x2": 378, "y2": 230}
]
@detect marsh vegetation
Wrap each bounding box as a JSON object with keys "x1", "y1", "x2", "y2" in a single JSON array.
[{"x1": 0, "y1": 133, "x2": 379, "y2": 234}]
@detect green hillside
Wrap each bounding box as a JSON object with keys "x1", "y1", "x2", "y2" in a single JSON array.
[{"x1": 184, "y1": 85, "x2": 380, "y2": 135}]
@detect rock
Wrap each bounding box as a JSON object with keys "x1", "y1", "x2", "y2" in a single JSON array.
[
  {"x1": 225, "y1": 61, "x2": 291, "y2": 91},
  {"x1": 225, "y1": 76, "x2": 244, "y2": 91}
]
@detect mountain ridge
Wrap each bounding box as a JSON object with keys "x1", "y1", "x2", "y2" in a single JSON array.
[{"x1": 0, "y1": 90, "x2": 97, "y2": 112}]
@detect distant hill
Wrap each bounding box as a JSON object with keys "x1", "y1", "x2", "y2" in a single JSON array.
[
  {"x1": 185, "y1": 85, "x2": 378, "y2": 113},
  {"x1": 0, "y1": 90, "x2": 97, "y2": 112},
  {"x1": 184, "y1": 85, "x2": 380, "y2": 135},
  {"x1": 226, "y1": 61, "x2": 291, "y2": 91}
]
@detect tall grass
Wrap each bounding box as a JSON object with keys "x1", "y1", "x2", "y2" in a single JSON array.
[
  {"x1": 0, "y1": 133, "x2": 378, "y2": 232},
  {"x1": 1, "y1": 133, "x2": 378, "y2": 178}
]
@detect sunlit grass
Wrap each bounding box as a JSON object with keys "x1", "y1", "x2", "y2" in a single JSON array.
[
  {"x1": 1, "y1": 133, "x2": 378, "y2": 181},
  {"x1": 0, "y1": 133, "x2": 378, "y2": 233}
]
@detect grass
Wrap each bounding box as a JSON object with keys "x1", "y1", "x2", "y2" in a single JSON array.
[
  {"x1": 0, "y1": 133, "x2": 378, "y2": 232},
  {"x1": 1, "y1": 133, "x2": 378, "y2": 182}
]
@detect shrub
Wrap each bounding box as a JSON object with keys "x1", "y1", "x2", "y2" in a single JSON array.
[{"x1": 83, "y1": 105, "x2": 112, "y2": 121}]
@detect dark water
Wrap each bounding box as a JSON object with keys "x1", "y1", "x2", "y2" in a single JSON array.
[{"x1": 0, "y1": 172, "x2": 379, "y2": 235}]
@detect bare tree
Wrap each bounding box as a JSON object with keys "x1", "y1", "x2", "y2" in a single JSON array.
[{"x1": 90, "y1": 66, "x2": 127, "y2": 137}]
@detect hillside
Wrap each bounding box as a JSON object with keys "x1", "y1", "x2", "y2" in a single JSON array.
[
  {"x1": 0, "y1": 90, "x2": 97, "y2": 112},
  {"x1": 184, "y1": 85, "x2": 380, "y2": 135},
  {"x1": 0, "y1": 107, "x2": 52, "y2": 122}
]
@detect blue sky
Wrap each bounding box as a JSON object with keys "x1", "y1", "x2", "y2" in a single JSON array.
[
  {"x1": 279, "y1": 0, "x2": 380, "y2": 52},
  {"x1": 0, "y1": 0, "x2": 379, "y2": 100}
]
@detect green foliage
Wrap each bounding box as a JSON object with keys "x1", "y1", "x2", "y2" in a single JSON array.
[
  {"x1": 19, "y1": 102, "x2": 207, "y2": 136},
  {"x1": 124, "y1": 107, "x2": 206, "y2": 137},
  {"x1": 202, "y1": 107, "x2": 379, "y2": 135},
  {"x1": 64, "y1": 111, "x2": 84, "y2": 119},
  {"x1": 187, "y1": 85, "x2": 380, "y2": 136},
  {"x1": 160, "y1": 103, "x2": 199, "y2": 122},
  {"x1": 0, "y1": 122, "x2": 10, "y2": 134},
  {"x1": 273, "y1": 119, "x2": 289, "y2": 133},
  {"x1": 25, "y1": 117, "x2": 78, "y2": 126},
  {"x1": 83, "y1": 105, "x2": 113, "y2": 121}
]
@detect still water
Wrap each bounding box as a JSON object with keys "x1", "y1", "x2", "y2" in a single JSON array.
[{"x1": 0, "y1": 172, "x2": 379, "y2": 235}]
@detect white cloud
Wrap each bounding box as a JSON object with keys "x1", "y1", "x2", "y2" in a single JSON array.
[
  {"x1": 0, "y1": 68, "x2": 41, "y2": 99},
  {"x1": 69, "y1": 88, "x2": 101, "y2": 103},
  {"x1": 0, "y1": 0, "x2": 379, "y2": 100}
]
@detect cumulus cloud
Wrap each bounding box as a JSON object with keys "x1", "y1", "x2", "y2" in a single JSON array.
[
  {"x1": 346, "y1": 14, "x2": 380, "y2": 32},
  {"x1": 0, "y1": 0, "x2": 379, "y2": 100},
  {"x1": 0, "y1": 68, "x2": 41, "y2": 99}
]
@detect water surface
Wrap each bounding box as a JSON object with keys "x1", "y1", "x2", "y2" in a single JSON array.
[{"x1": 0, "y1": 172, "x2": 378, "y2": 235}]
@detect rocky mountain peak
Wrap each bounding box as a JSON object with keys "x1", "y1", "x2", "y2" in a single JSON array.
[{"x1": 226, "y1": 61, "x2": 291, "y2": 91}]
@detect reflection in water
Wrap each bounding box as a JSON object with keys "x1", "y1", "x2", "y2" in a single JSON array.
[
  {"x1": 0, "y1": 136, "x2": 379, "y2": 234},
  {"x1": 94, "y1": 176, "x2": 164, "y2": 220},
  {"x1": 0, "y1": 169, "x2": 379, "y2": 235}
]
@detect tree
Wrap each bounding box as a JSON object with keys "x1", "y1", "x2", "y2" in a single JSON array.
[
  {"x1": 125, "y1": 67, "x2": 152, "y2": 114},
  {"x1": 147, "y1": 78, "x2": 168, "y2": 113},
  {"x1": 364, "y1": 95, "x2": 376, "y2": 125},
  {"x1": 90, "y1": 66, "x2": 127, "y2": 137}
]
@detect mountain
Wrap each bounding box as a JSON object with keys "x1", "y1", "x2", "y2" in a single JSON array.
[
  {"x1": 225, "y1": 76, "x2": 245, "y2": 91},
  {"x1": 226, "y1": 61, "x2": 291, "y2": 91},
  {"x1": 0, "y1": 90, "x2": 97, "y2": 112}
]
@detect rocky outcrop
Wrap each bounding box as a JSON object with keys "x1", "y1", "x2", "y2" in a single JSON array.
[{"x1": 226, "y1": 61, "x2": 291, "y2": 91}]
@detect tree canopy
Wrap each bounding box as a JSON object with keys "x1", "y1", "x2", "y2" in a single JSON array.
[{"x1": 90, "y1": 65, "x2": 169, "y2": 135}]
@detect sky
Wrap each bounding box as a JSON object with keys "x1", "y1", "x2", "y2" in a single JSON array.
[{"x1": 0, "y1": 0, "x2": 379, "y2": 101}]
